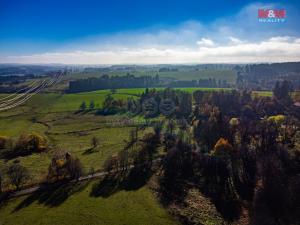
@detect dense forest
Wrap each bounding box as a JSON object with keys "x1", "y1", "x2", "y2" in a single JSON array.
[
  {"x1": 111, "y1": 82, "x2": 300, "y2": 224},
  {"x1": 236, "y1": 62, "x2": 300, "y2": 90}
]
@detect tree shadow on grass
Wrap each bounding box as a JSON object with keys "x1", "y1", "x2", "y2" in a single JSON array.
[
  {"x1": 0, "y1": 192, "x2": 11, "y2": 209},
  {"x1": 90, "y1": 172, "x2": 123, "y2": 198},
  {"x1": 158, "y1": 178, "x2": 188, "y2": 207},
  {"x1": 198, "y1": 182, "x2": 242, "y2": 223},
  {"x1": 74, "y1": 110, "x2": 89, "y2": 115},
  {"x1": 158, "y1": 176, "x2": 241, "y2": 223},
  {"x1": 211, "y1": 193, "x2": 241, "y2": 222},
  {"x1": 82, "y1": 147, "x2": 98, "y2": 155},
  {"x1": 0, "y1": 150, "x2": 33, "y2": 160},
  {"x1": 14, "y1": 180, "x2": 90, "y2": 211},
  {"x1": 90, "y1": 164, "x2": 153, "y2": 198}
]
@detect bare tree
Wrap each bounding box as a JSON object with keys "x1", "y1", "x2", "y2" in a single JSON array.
[
  {"x1": 65, "y1": 155, "x2": 84, "y2": 181},
  {"x1": 118, "y1": 149, "x2": 129, "y2": 171},
  {"x1": 91, "y1": 136, "x2": 100, "y2": 149},
  {"x1": 104, "y1": 154, "x2": 119, "y2": 174},
  {"x1": 89, "y1": 167, "x2": 95, "y2": 177}
]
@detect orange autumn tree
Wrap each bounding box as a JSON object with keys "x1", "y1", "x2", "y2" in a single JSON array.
[
  {"x1": 211, "y1": 138, "x2": 234, "y2": 161},
  {"x1": 15, "y1": 132, "x2": 47, "y2": 153}
]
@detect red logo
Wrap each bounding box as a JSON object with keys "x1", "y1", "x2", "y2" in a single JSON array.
[
  {"x1": 258, "y1": 9, "x2": 286, "y2": 23},
  {"x1": 258, "y1": 9, "x2": 286, "y2": 18}
]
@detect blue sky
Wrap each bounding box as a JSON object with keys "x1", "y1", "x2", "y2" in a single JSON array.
[{"x1": 0, "y1": 0, "x2": 300, "y2": 64}]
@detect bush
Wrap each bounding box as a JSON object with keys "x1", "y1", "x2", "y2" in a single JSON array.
[
  {"x1": 91, "y1": 136, "x2": 100, "y2": 149},
  {"x1": 0, "y1": 135, "x2": 9, "y2": 149},
  {"x1": 47, "y1": 158, "x2": 66, "y2": 181},
  {"x1": 7, "y1": 163, "x2": 30, "y2": 190},
  {"x1": 14, "y1": 133, "x2": 47, "y2": 155},
  {"x1": 229, "y1": 118, "x2": 239, "y2": 127},
  {"x1": 267, "y1": 115, "x2": 286, "y2": 124},
  {"x1": 47, "y1": 152, "x2": 83, "y2": 181},
  {"x1": 79, "y1": 101, "x2": 87, "y2": 111}
]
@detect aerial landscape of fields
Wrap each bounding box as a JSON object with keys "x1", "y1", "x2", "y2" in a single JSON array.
[{"x1": 1, "y1": 0, "x2": 300, "y2": 225}]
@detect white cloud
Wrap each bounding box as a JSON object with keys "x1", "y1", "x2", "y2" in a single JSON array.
[
  {"x1": 1, "y1": 36, "x2": 300, "y2": 64},
  {"x1": 1, "y1": 3, "x2": 300, "y2": 64},
  {"x1": 229, "y1": 37, "x2": 244, "y2": 45},
  {"x1": 197, "y1": 38, "x2": 215, "y2": 47},
  {"x1": 268, "y1": 36, "x2": 292, "y2": 42}
]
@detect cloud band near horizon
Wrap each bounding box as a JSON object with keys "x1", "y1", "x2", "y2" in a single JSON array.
[{"x1": 1, "y1": 2, "x2": 299, "y2": 64}]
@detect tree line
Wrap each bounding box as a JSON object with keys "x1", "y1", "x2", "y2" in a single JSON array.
[
  {"x1": 68, "y1": 74, "x2": 159, "y2": 93},
  {"x1": 235, "y1": 62, "x2": 300, "y2": 90},
  {"x1": 68, "y1": 74, "x2": 231, "y2": 93}
]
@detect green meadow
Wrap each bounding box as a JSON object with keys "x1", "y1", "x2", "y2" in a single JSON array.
[
  {"x1": 0, "y1": 182, "x2": 178, "y2": 225},
  {"x1": 67, "y1": 69, "x2": 237, "y2": 84}
]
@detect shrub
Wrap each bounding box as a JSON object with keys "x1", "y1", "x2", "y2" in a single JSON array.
[
  {"x1": 47, "y1": 150, "x2": 67, "y2": 181},
  {"x1": 267, "y1": 115, "x2": 286, "y2": 124},
  {"x1": 47, "y1": 152, "x2": 83, "y2": 181},
  {"x1": 89, "y1": 100, "x2": 95, "y2": 110},
  {"x1": 79, "y1": 101, "x2": 87, "y2": 111},
  {"x1": 229, "y1": 118, "x2": 239, "y2": 127},
  {"x1": 7, "y1": 163, "x2": 30, "y2": 190},
  {"x1": 0, "y1": 135, "x2": 9, "y2": 149},
  {"x1": 15, "y1": 133, "x2": 47, "y2": 154},
  {"x1": 91, "y1": 136, "x2": 100, "y2": 149}
]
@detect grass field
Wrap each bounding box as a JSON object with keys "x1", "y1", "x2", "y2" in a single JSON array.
[
  {"x1": 0, "y1": 89, "x2": 135, "y2": 185},
  {"x1": 0, "y1": 111, "x2": 154, "y2": 183},
  {"x1": 0, "y1": 87, "x2": 238, "y2": 115},
  {"x1": 0, "y1": 182, "x2": 178, "y2": 225},
  {"x1": 252, "y1": 91, "x2": 273, "y2": 97},
  {"x1": 0, "y1": 86, "x2": 180, "y2": 224},
  {"x1": 66, "y1": 69, "x2": 237, "y2": 84}
]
